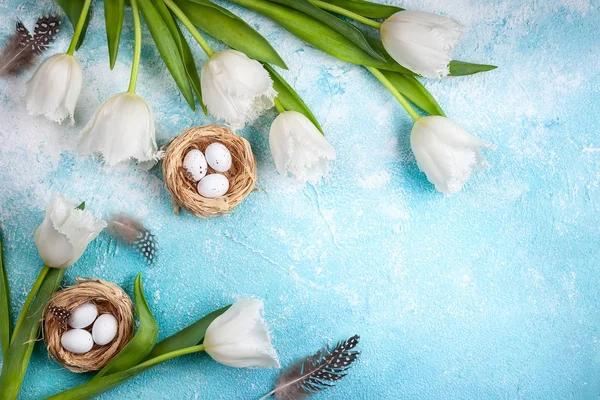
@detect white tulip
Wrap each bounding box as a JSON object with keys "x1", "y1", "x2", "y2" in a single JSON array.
[
  {"x1": 269, "y1": 111, "x2": 336, "y2": 183},
  {"x1": 410, "y1": 116, "x2": 494, "y2": 195},
  {"x1": 25, "y1": 53, "x2": 82, "y2": 124},
  {"x1": 204, "y1": 299, "x2": 280, "y2": 368},
  {"x1": 381, "y1": 11, "x2": 463, "y2": 78},
  {"x1": 78, "y1": 92, "x2": 160, "y2": 167},
  {"x1": 201, "y1": 50, "x2": 276, "y2": 131},
  {"x1": 34, "y1": 194, "x2": 106, "y2": 269}
]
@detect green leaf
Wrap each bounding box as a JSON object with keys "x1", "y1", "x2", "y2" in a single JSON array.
[
  {"x1": 174, "y1": 0, "x2": 287, "y2": 69},
  {"x1": 94, "y1": 273, "x2": 158, "y2": 379},
  {"x1": 0, "y1": 234, "x2": 11, "y2": 360},
  {"x1": 227, "y1": 0, "x2": 410, "y2": 73},
  {"x1": 266, "y1": 0, "x2": 385, "y2": 61},
  {"x1": 380, "y1": 71, "x2": 445, "y2": 116},
  {"x1": 264, "y1": 63, "x2": 324, "y2": 134},
  {"x1": 318, "y1": 0, "x2": 402, "y2": 19},
  {"x1": 0, "y1": 267, "x2": 66, "y2": 398},
  {"x1": 154, "y1": 0, "x2": 207, "y2": 114},
  {"x1": 138, "y1": 0, "x2": 196, "y2": 109},
  {"x1": 449, "y1": 60, "x2": 498, "y2": 76},
  {"x1": 146, "y1": 304, "x2": 230, "y2": 359},
  {"x1": 54, "y1": 0, "x2": 92, "y2": 49},
  {"x1": 104, "y1": 0, "x2": 125, "y2": 69}
]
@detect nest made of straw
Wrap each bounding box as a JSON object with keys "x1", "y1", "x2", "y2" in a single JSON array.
[
  {"x1": 43, "y1": 279, "x2": 134, "y2": 373},
  {"x1": 162, "y1": 125, "x2": 257, "y2": 218}
]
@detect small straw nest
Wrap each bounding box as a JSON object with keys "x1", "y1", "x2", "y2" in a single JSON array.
[
  {"x1": 162, "y1": 125, "x2": 257, "y2": 218},
  {"x1": 43, "y1": 279, "x2": 134, "y2": 373}
]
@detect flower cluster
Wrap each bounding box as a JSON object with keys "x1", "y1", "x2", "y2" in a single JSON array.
[{"x1": 24, "y1": 0, "x2": 495, "y2": 194}]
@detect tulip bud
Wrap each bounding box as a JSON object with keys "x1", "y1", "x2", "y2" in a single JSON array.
[
  {"x1": 381, "y1": 11, "x2": 463, "y2": 78},
  {"x1": 78, "y1": 92, "x2": 160, "y2": 167},
  {"x1": 34, "y1": 194, "x2": 106, "y2": 268},
  {"x1": 410, "y1": 116, "x2": 495, "y2": 195},
  {"x1": 201, "y1": 50, "x2": 276, "y2": 131},
  {"x1": 25, "y1": 53, "x2": 82, "y2": 124},
  {"x1": 204, "y1": 299, "x2": 280, "y2": 368},
  {"x1": 269, "y1": 111, "x2": 336, "y2": 183}
]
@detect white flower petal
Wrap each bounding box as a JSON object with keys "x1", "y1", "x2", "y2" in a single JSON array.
[
  {"x1": 269, "y1": 111, "x2": 335, "y2": 183},
  {"x1": 410, "y1": 116, "x2": 494, "y2": 195},
  {"x1": 201, "y1": 50, "x2": 276, "y2": 131},
  {"x1": 34, "y1": 194, "x2": 106, "y2": 268},
  {"x1": 381, "y1": 11, "x2": 463, "y2": 78},
  {"x1": 78, "y1": 92, "x2": 159, "y2": 167},
  {"x1": 25, "y1": 54, "x2": 82, "y2": 124},
  {"x1": 204, "y1": 299, "x2": 280, "y2": 369}
]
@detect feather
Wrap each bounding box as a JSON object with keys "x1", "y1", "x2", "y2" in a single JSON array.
[
  {"x1": 262, "y1": 335, "x2": 360, "y2": 400},
  {"x1": 107, "y1": 214, "x2": 157, "y2": 265},
  {"x1": 0, "y1": 14, "x2": 61, "y2": 75}
]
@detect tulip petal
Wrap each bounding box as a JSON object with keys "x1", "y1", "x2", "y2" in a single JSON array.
[
  {"x1": 381, "y1": 11, "x2": 463, "y2": 78},
  {"x1": 78, "y1": 93, "x2": 159, "y2": 166},
  {"x1": 25, "y1": 54, "x2": 82, "y2": 124},
  {"x1": 201, "y1": 50, "x2": 276, "y2": 131},
  {"x1": 269, "y1": 111, "x2": 336, "y2": 183},
  {"x1": 204, "y1": 299, "x2": 280, "y2": 368},
  {"x1": 411, "y1": 116, "x2": 494, "y2": 195},
  {"x1": 34, "y1": 194, "x2": 106, "y2": 268}
]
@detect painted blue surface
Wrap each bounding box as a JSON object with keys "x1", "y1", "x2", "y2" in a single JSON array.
[{"x1": 1, "y1": 0, "x2": 599, "y2": 398}]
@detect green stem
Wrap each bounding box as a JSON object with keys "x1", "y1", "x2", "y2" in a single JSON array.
[
  {"x1": 163, "y1": 0, "x2": 214, "y2": 57},
  {"x1": 308, "y1": 0, "x2": 382, "y2": 29},
  {"x1": 66, "y1": 0, "x2": 93, "y2": 55},
  {"x1": 10, "y1": 265, "x2": 49, "y2": 345},
  {"x1": 128, "y1": 0, "x2": 142, "y2": 93},
  {"x1": 367, "y1": 66, "x2": 420, "y2": 122},
  {"x1": 0, "y1": 267, "x2": 66, "y2": 400},
  {"x1": 274, "y1": 97, "x2": 286, "y2": 114},
  {"x1": 46, "y1": 345, "x2": 205, "y2": 400}
]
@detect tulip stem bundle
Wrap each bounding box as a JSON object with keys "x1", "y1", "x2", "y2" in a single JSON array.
[
  {"x1": 367, "y1": 66, "x2": 420, "y2": 122},
  {"x1": 163, "y1": 0, "x2": 215, "y2": 57},
  {"x1": 127, "y1": 0, "x2": 142, "y2": 93},
  {"x1": 308, "y1": 0, "x2": 383, "y2": 29},
  {"x1": 66, "y1": 0, "x2": 92, "y2": 56}
]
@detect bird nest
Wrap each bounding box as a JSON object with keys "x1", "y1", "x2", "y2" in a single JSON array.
[
  {"x1": 162, "y1": 125, "x2": 257, "y2": 218},
  {"x1": 43, "y1": 279, "x2": 134, "y2": 373}
]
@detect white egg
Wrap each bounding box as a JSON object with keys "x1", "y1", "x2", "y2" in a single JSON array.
[
  {"x1": 92, "y1": 314, "x2": 118, "y2": 346},
  {"x1": 197, "y1": 174, "x2": 230, "y2": 198},
  {"x1": 183, "y1": 149, "x2": 208, "y2": 181},
  {"x1": 68, "y1": 303, "x2": 98, "y2": 329},
  {"x1": 205, "y1": 143, "x2": 232, "y2": 172},
  {"x1": 61, "y1": 329, "x2": 94, "y2": 354}
]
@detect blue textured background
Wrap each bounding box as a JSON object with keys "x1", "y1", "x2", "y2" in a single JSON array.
[{"x1": 1, "y1": 0, "x2": 599, "y2": 398}]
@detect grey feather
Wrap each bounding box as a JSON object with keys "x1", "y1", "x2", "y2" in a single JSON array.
[
  {"x1": 0, "y1": 15, "x2": 61, "y2": 75},
  {"x1": 265, "y1": 335, "x2": 360, "y2": 400},
  {"x1": 107, "y1": 214, "x2": 157, "y2": 265}
]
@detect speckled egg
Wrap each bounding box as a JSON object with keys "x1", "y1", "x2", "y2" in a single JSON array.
[
  {"x1": 197, "y1": 174, "x2": 230, "y2": 198},
  {"x1": 68, "y1": 303, "x2": 98, "y2": 329},
  {"x1": 61, "y1": 329, "x2": 94, "y2": 354},
  {"x1": 183, "y1": 149, "x2": 208, "y2": 181},
  {"x1": 92, "y1": 314, "x2": 118, "y2": 346},
  {"x1": 205, "y1": 143, "x2": 232, "y2": 172}
]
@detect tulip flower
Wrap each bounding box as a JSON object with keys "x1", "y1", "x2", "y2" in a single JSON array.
[
  {"x1": 269, "y1": 110, "x2": 336, "y2": 183},
  {"x1": 203, "y1": 299, "x2": 280, "y2": 368},
  {"x1": 381, "y1": 11, "x2": 463, "y2": 78},
  {"x1": 411, "y1": 116, "x2": 495, "y2": 194},
  {"x1": 201, "y1": 50, "x2": 276, "y2": 131},
  {"x1": 78, "y1": 92, "x2": 160, "y2": 167},
  {"x1": 25, "y1": 53, "x2": 82, "y2": 124},
  {"x1": 34, "y1": 194, "x2": 106, "y2": 268}
]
